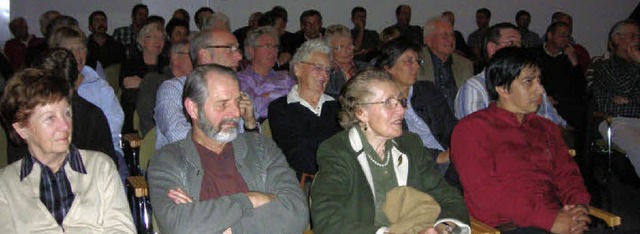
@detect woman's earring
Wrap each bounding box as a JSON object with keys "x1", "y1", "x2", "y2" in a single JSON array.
[{"x1": 363, "y1": 122, "x2": 368, "y2": 131}]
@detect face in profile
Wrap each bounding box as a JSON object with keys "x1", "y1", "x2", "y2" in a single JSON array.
[{"x1": 357, "y1": 80, "x2": 406, "y2": 140}]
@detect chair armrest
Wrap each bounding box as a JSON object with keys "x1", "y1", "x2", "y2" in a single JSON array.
[
  {"x1": 471, "y1": 217, "x2": 500, "y2": 234},
  {"x1": 589, "y1": 206, "x2": 621, "y2": 228},
  {"x1": 127, "y1": 176, "x2": 148, "y2": 198}
]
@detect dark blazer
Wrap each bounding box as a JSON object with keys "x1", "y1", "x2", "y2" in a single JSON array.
[
  {"x1": 404, "y1": 80, "x2": 458, "y2": 150},
  {"x1": 310, "y1": 127, "x2": 469, "y2": 234}
]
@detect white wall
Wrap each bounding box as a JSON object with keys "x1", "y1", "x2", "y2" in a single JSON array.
[{"x1": 5, "y1": 0, "x2": 640, "y2": 56}]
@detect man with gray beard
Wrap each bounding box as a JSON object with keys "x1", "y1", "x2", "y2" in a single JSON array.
[{"x1": 147, "y1": 64, "x2": 308, "y2": 234}]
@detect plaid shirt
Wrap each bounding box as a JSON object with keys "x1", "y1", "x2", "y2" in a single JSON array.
[
  {"x1": 113, "y1": 24, "x2": 138, "y2": 58},
  {"x1": 20, "y1": 144, "x2": 87, "y2": 226},
  {"x1": 592, "y1": 56, "x2": 640, "y2": 118}
]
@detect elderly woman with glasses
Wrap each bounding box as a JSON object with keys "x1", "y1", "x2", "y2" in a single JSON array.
[
  {"x1": 119, "y1": 22, "x2": 168, "y2": 133},
  {"x1": 310, "y1": 68, "x2": 469, "y2": 234},
  {"x1": 0, "y1": 69, "x2": 135, "y2": 233},
  {"x1": 377, "y1": 38, "x2": 459, "y2": 179},
  {"x1": 324, "y1": 24, "x2": 369, "y2": 98},
  {"x1": 268, "y1": 39, "x2": 341, "y2": 183},
  {"x1": 238, "y1": 26, "x2": 295, "y2": 122}
]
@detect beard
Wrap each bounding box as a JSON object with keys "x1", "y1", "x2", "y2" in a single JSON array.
[{"x1": 197, "y1": 111, "x2": 240, "y2": 143}]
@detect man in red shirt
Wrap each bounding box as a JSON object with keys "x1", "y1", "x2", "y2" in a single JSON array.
[
  {"x1": 451, "y1": 47, "x2": 591, "y2": 234},
  {"x1": 4, "y1": 17, "x2": 45, "y2": 70}
]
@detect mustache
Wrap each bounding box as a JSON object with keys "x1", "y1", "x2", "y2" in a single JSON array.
[{"x1": 220, "y1": 117, "x2": 240, "y2": 126}]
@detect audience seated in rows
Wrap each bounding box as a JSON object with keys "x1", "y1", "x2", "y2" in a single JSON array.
[
  {"x1": 268, "y1": 39, "x2": 342, "y2": 181},
  {"x1": 311, "y1": 68, "x2": 470, "y2": 234},
  {"x1": 452, "y1": 47, "x2": 591, "y2": 234},
  {"x1": 154, "y1": 29, "x2": 244, "y2": 149},
  {"x1": 0, "y1": 68, "x2": 135, "y2": 233},
  {"x1": 147, "y1": 64, "x2": 307, "y2": 233},
  {"x1": 119, "y1": 22, "x2": 168, "y2": 133},
  {"x1": 379, "y1": 38, "x2": 458, "y2": 179},
  {"x1": 455, "y1": 22, "x2": 567, "y2": 128},
  {"x1": 419, "y1": 16, "x2": 474, "y2": 114},
  {"x1": 238, "y1": 26, "x2": 295, "y2": 122},
  {"x1": 591, "y1": 19, "x2": 640, "y2": 178}
]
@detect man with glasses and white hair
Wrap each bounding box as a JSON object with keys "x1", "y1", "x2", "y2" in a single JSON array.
[
  {"x1": 238, "y1": 26, "x2": 295, "y2": 123},
  {"x1": 154, "y1": 29, "x2": 248, "y2": 149},
  {"x1": 148, "y1": 64, "x2": 308, "y2": 233},
  {"x1": 591, "y1": 19, "x2": 640, "y2": 178}
]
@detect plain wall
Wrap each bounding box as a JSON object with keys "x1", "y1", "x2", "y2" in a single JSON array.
[{"x1": 5, "y1": 0, "x2": 639, "y2": 57}]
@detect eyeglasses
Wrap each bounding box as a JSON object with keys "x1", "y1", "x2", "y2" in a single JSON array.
[
  {"x1": 300, "y1": 61, "x2": 333, "y2": 74},
  {"x1": 397, "y1": 58, "x2": 424, "y2": 65},
  {"x1": 254, "y1": 44, "x2": 280, "y2": 50},
  {"x1": 332, "y1": 44, "x2": 355, "y2": 51},
  {"x1": 359, "y1": 97, "x2": 408, "y2": 109},
  {"x1": 205, "y1": 45, "x2": 240, "y2": 53}
]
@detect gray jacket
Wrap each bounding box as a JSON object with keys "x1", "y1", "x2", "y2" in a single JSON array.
[{"x1": 147, "y1": 132, "x2": 309, "y2": 234}]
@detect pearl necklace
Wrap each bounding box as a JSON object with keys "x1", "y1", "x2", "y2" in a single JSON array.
[{"x1": 366, "y1": 148, "x2": 391, "y2": 167}]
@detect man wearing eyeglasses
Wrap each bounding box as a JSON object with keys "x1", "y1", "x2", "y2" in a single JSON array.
[
  {"x1": 155, "y1": 29, "x2": 250, "y2": 150},
  {"x1": 591, "y1": 19, "x2": 640, "y2": 178},
  {"x1": 237, "y1": 26, "x2": 295, "y2": 123},
  {"x1": 419, "y1": 16, "x2": 474, "y2": 114},
  {"x1": 455, "y1": 22, "x2": 567, "y2": 129}
]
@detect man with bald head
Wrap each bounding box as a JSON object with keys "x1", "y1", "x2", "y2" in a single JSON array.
[{"x1": 154, "y1": 29, "x2": 247, "y2": 149}]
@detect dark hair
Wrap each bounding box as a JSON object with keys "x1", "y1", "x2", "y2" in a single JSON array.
[
  {"x1": 132, "y1": 4, "x2": 148, "y2": 17},
  {"x1": 545, "y1": 21, "x2": 570, "y2": 34},
  {"x1": 477, "y1": 8, "x2": 492, "y2": 18},
  {"x1": 299, "y1": 10, "x2": 322, "y2": 24},
  {"x1": 376, "y1": 37, "x2": 421, "y2": 69},
  {"x1": 146, "y1": 15, "x2": 165, "y2": 27},
  {"x1": 351, "y1": 6, "x2": 366, "y2": 18},
  {"x1": 271, "y1": 6, "x2": 288, "y2": 22},
  {"x1": 258, "y1": 10, "x2": 284, "y2": 27},
  {"x1": 166, "y1": 18, "x2": 189, "y2": 38},
  {"x1": 35, "y1": 48, "x2": 79, "y2": 88},
  {"x1": 551, "y1": 11, "x2": 570, "y2": 22},
  {"x1": 173, "y1": 8, "x2": 190, "y2": 24},
  {"x1": 88, "y1": 11, "x2": 106, "y2": 25},
  {"x1": 0, "y1": 68, "x2": 71, "y2": 145},
  {"x1": 515, "y1": 10, "x2": 530, "y2": 21},
  {"x1": 395, "y1": 5, "x2": 410, "y2": 16},
  {"x1": 486, "y1": 22, "x2": 519, "y2": 45},
  {"x1": 195, "y1": 7, "x2": 214, "y2": 27},
  {"x1": 485, "y1": 47, "x2": 539, "y2": 101}
]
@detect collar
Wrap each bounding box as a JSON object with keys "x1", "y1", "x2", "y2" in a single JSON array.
[
  {"x1": 80, "y1": 65, "x2": 100, "y2": 83},
  {"x1": 543, "y1": 43, "x2": 563, "y2": 57},
  {"x1": 487, "y1": 102, "x2": 537, "y2": 127},
  {"x1": 428, "y1": 48, "x2": 452, "y2": 66},
  {"x1": 286, "y1": 85, "x2": 334, "y2": 116},
  {"x1": 348, "y1": 126, "x2": 398, "y2": 157},
  {"x1": 245, "y1": 65, "x2": 276, "y2": 79},
  {"x1": 20, "y1": 144, "x2": 87, "y2": 181}
]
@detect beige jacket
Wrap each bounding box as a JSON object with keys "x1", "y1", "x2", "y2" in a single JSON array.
[{"x1": 0, "y1": 149, "x2": 135, "y2": 233}]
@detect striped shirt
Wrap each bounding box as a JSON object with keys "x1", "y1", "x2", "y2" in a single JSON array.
[
  {"x1": 20, "y1": 144, "x2": 87, "y2": 226},
  {"x1": 454, "y1": 71, "x2": 567, "y2": 127}
]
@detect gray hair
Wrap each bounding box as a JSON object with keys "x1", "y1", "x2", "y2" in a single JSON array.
[
  {"x1": 423, "y1": 16, "x2": 451, "y2": 37},
  {"x1": 137, "y1": 22, "x2": 165, "y2": 46},
  {"x1": 289, "y1": 39, "x2": 332, "y2": 77},
  {"x1": 189, "y1": 29, "x2": 214, "y2": 65},
  {"x1": 243, "y1": 26, "x2": 279, "y2": 61},
  {"x1": 183, "y1": 64, "x2": 238, "y2": 113},
  {"x1": 324, "y1": 24, "x2": 351, "y2": 45},
  {"x1": 202, "y1": 12, "x2": 231, "y2": 31},
  {"x1": 608, "y1": 19, "x2": 640, "y2": 52},
  {"x1": 338, "y1": 68, "x2": 395, "y2": 128},
  {"x1": 170, "y1": 41, "x2": 190, "y2": 54}
]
